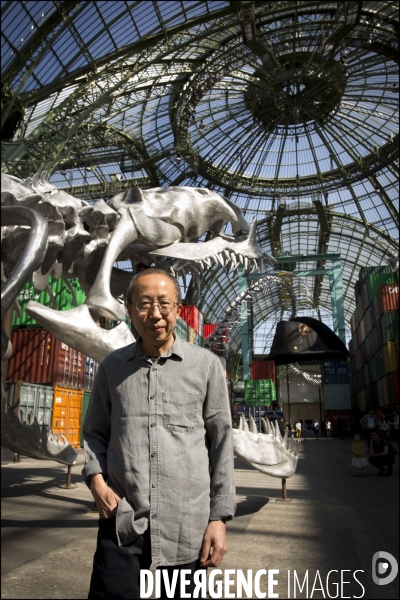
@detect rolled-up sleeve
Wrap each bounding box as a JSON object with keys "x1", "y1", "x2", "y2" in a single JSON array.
[
  {"x1": 203, "y1": 355, "x2": 236, "y2": 521},
  {"x1": 81, "y1": 364, "x2": 111, "y2": 487}
]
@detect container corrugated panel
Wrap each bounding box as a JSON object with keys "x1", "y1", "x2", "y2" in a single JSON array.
[
  {"x1": 52, "y1": 386, "x2": 83, "y2": 448},
  {"x1": 362, "y1": 364, "x2": 369, "y2": 388},
  {"x1": 364, "y1": 337, "x2": 371, "y2": 362},
  {"x1": 323, "y1": 384, "x2": 352, "y2": 410},
  {"x1": 373, "y1": 295, "x2": 380, "y2": 323},
  {"x1": 360, "y1": 318, "x2": 365, "y2": 344},
  {"x1": 380, "y1": 312, "x2": 400, "y2": 345},
  {"x1": 357, "y1": 390, "x2": 366, "y2": 412},
  {"x1": 367, "y1": 359, "x2": 374, "y2": 385},
  {"x1": 5, "y1": 382, "x2": 54, "y2": 425},
  {"x1": 360, "y1": 342, "x2": 366, "y2": 366},
  {"x1": 80, "y1": 391, "x2": 91, "y2": 448},
  {"x1": 350, "y1": 313, "x2": 356, "y2": 335},
  {"x1": 83, "y1": 357, "x2": 100, "y2": 391},
  {"x1": 180, "y1": 306, "x2": 202, "y2": 336},
  {"x1": 395, "y1": 332, "x2": 399, "y2": 366},
  {"x1": 188, "y1": 326, "x2": 195, "y2": 344},
  {"x1": 323, "y1": 360, "x2": 336, "y2": 383},
  {"x1": 335, "y1": 359, "x2": 349, "y2": 383},
  {"x1": 12, "y1": 277, "x2": 86, "y2": 327},
  {"x1": 354, "y1": 280, "x2": 362, "y2": 301},
  {"x1": 377, "y1": 284, "x2": 400, "y2": 315},
  {"x1": 251, "y1": 360, "x2": 276, "y2": 383},
  {"x1": 375, "y1": 321, "x2": 383, "y2": 350},
  {"x1": 367, "y1": 273, "x2": 398, "y2": 301},
  {"x1": 7, "y1": 329, "x2": 54, "y2": 384},
  {"x1": 357, "y1": 296, "x2": 363, "y2": 320},
  {"x1": 361, "y1": 286, "x2": 368, "y2": 314},
  {"x1": 7, "y1": 329, "x2": 85, "y2": 388},
  {"x1": 381, "y1": 376, "x2": 389, "y2": 406},
  {"x1": 382, "y1": 342, "x2": 397, "y2": 374},
  {"x1": 386, "y1": 372, "x2": 394, "y2": 404},
  {"x1": 391, "y1": 369, "x2": 399, "y2": 402},
  {"x1": 204, "y1": 324, "x2": 229, "y2": 342},
  {"x1": 376, "y1": 378, "x2": 384, "y2": 407}
]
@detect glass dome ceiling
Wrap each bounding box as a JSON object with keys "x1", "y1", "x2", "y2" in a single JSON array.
[{"x1": 1, "y1": 1, "x2": 399, "y2": 352}]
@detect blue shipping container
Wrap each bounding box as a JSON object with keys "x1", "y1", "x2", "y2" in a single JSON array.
[
  {"x1": 323, "y1": 360, "x2": 337, "y2": 383},
  {"x1": 335, "y1": 360, "x2": 349, "y2": 383}
]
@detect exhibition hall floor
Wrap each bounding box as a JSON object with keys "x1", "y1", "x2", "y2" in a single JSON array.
[{"x1": 1, "y1": 437, "x2": 399, "y2": 599}]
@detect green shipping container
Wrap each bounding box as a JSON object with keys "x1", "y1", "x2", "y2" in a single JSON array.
[
  {"x1": 366, "y1": 273, "x2": 398, "y2": 302},
  {"x1": 380, "y1": 312, "x2": 400, "y2": 345},
  {"x1": 80, "y1": 391, "x2": 92, "y2": 448},
  {"x1": 12, "y1": 277, "x2": 86, "y2": 327}
]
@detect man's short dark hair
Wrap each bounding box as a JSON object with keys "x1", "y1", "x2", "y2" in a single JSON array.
[{"x1": 125, "y1": 268, "x2": 182, "y2": 305}]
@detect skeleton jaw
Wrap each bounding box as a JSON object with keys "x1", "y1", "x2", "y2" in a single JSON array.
[
  {"x1": 232, "y1": 415, "x2": 299, "y2": 478},
  {"x1": 151, "y1": 218, "x2": 277, "y2": 275}
]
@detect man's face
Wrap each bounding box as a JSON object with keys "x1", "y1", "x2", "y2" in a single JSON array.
[
  {"x1": 127, "y1": 273, "x2": 181, "y2": 350},
  {"x1": 371, "y1": 433, "x2": 378, "y2": 443}
]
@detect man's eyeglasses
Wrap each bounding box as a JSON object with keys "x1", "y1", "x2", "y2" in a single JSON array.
[{"x1": 132, "y1": 299, "x2": 178, "y2": 315}]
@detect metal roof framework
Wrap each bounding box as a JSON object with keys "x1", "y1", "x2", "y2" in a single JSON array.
[{"x1": 1, "y1": 1, "x2": 399, "y2": 353}]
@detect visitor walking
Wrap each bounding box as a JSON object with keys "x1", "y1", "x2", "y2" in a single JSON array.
[
  {"x1": 314, "y1": 420, "x2": 320, "y2": 440},
  {"x1": 302, "y1": 421, "x2": 308, "y2": 442},
  {"x1": 326, "y1": 420, "x2": 332, "y2": 437}
]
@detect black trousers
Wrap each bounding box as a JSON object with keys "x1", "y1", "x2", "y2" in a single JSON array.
[
  {"x1": 88, "y1": 517, "x2": 206, "y2": 599},
  {"x1": 369, "y1": 455, "x2": 395, "y2": 473}
]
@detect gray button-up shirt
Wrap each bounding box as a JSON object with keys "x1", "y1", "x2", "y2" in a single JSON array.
[{"x1": 82, "y1": 334, "x2": 235, "y2": 567}]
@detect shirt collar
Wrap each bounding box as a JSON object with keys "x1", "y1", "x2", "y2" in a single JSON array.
[{"x1": 124, "y1": 332, "x2": 184, "y2": 361}]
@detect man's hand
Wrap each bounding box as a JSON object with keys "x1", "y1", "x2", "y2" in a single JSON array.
[
  {"x1": 90, "y1": 474, "x2": 121, "y2": 519},
  {"x1": 200, "y1": 520, "x2": 227, "y2": 568}
]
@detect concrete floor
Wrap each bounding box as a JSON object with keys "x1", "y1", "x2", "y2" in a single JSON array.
[{"x1": 1, "y1": 437, "x2": 399, "y2": 599}]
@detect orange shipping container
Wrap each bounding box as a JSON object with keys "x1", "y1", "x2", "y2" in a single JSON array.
[
  {"x1": 377, "y1": 284, "x2": 399, "y2": 315},
  {"x1": 52, "y1": 386, "x2": 83, "y2": 449}
]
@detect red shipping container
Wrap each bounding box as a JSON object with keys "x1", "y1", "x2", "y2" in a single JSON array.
[
  {"x1": 250, "y1": 360, "x2": 276, "y2": 383},
  {"x1": 180, "y1": 305, "x2": 202, "y2": 336},
  {"x1": 204, "y1": 324, "x2": 228, "y2": 342},
  {"x1": 7, "y1": 328, "x2": 84, "y2": 388},
  {"x1": 376, "y1": 284, "x2": 399, "y2": 315}
]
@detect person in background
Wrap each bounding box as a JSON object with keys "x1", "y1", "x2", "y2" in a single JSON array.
[
  {"x1": 265, "y1": 402, "x2": 285, "y2": 435},
  {"x1": 326, "y1": 419, "x2": 332, "y2": 438},
  {"x1": 369, "y1": 431, "x2": 396, "y2": 476},
  {"x1": 380, "y1": 415, "x2": 391, "y2": 441},
  {"x1": 302, "y1": 421, "x2": 308, "y2": 442},
  {"x1": 351, "y1": 434, "x2": 368, "y2": 477},
  {"x1": 314, "y1": 420, "x2": 320, "y2": 441},
  {"x1": 295, "y1": 421, "x2": 302, "y2": 438},
  {"x1": 390, "y1": 410, "x2": 399, "y2": 447},
  {"x1": 360, "y1": 410, "x2": 380, "y2": 445}
]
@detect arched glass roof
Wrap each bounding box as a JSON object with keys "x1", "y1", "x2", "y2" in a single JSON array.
[{"x1": 1, "y1": 1, "x2": 399, "y2": 352}]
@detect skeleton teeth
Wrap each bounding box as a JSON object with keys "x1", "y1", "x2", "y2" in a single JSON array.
[
  {"x1": 244, "y1": 256, "x2": 249, "y2": 272},
  {"x1": 216, "y1": 253, "x2": 225, "y2": 267},
  {"x1": 204, "y1": 257, "x2": 212, "y2": 268},
  {"x1": 249, "y1": 414, "x2": 258, "y2": 434},
  {"x1": 223, "y1": 250, "x2": 230, "y2": 262}
]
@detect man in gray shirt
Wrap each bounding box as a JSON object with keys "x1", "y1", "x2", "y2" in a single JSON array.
[{"x1": 83, "y1": 268, "x2": 235, "y2": 599}]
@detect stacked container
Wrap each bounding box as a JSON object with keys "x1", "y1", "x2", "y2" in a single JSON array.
[
  {"x1": 348, "y1": 267, "x2": 399, "y2": 411},
  {"x1": 250, "y1": 360, "x2": 276, "y2": 383},
  {"x1": 179, "y1": 307, "x2": 204, "y2": 347},
  {"x1": 244, "y1": 379, "x2": 276, "y2": 406}
]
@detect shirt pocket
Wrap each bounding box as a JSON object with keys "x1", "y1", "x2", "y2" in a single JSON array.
[{"x1": 162, "y1": 391, "x2": 198, "y2": 433}]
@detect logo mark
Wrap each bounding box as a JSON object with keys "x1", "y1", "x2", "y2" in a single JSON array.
[{"x1": 372, "y1": 552, "x2": 398, "y2": 586}]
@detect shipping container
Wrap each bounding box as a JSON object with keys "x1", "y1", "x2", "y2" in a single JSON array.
[
  {"x1": 180, "y1": 305, "x2": 203, "y2": 336},
  {"x1": 395, "y1": 332, "x2": 399, "y2": 366},
  {"x1": 376, "y1": 378, "x2": 384, "y2": 407},
  {"x1": 391, "y1": 369, "x2": 399, "y2": 403},
  {"x1": 250, "y1": 360, "x2": 276, "y2": 383},
  {"x1": 322, "y1": 360, "x2": 336, "y2": 383},
  {"x1": 203, "y1": 324, "x2": 229, "y2": 342},
  {"x1": 83, "y1": 357, "x2": 100, "y2": 391},
  {"x1": 381, "y1": 376, "x2": 389, "y2": 406},
  {"x1": 361, "y1": 286, "x2": 368, "y2": 315},
  {"x1": 357, "y1": 390, "x2": 366, "y2": 412},
  {"x1": 175, "y1": 317, "x2": 189, "y2": 342},
  {"x1": 52, "y1": 386, "x2": 83, "y2": 448},
  {"x1": 382, "y1": 342, "x2": 397, "y2": 374},
  {"x1": 380, "y1": 312, "x2": 400, "y2": 345},
  {"x1": 244, "y1": 379, "x2": 276, "y2": 406},
  {"x1": 5, "y1": 382, "x2": 54, "y2": 426},
  {"x1": 12, "y1": 277, "x2": 86, "y2": 327},
  {"x1": 7, "y1": 329, "x2": 84, "y2": 388},
  {"x1": 80, "y1": 391, "x2": 92, "y2": 448},
  {"x1": 376, "y1": 284, "x2": 399, "y2": 316},
  {"x1": 187, "y1": 326, "x2": 195, "y2": 345},
  {"x1": 323, "y1": 383, "x2": 352, "y2": 410},
  {"x1": 354, "y1": 280, "x2": 362, "y2": 301}
]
